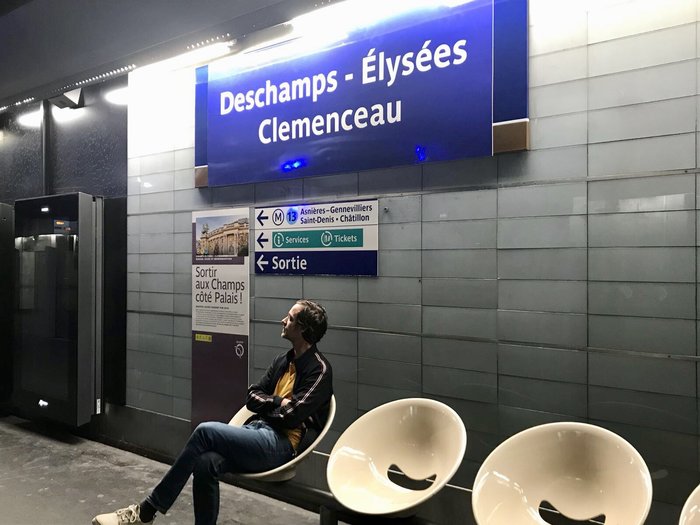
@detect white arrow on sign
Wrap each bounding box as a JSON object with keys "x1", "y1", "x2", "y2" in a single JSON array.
[{"x1": 256, "y1": 254, "x2": 269, "y2": 272}]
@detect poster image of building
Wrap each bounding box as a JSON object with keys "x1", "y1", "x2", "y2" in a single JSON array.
[{"x1": 194, "y1": 214, "x2": 249, "y2": 262}]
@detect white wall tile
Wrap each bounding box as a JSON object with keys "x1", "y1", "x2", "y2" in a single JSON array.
[
  {"x1": 588, "y1": 0, "x2": 695, "y2": 43},
  {"x1": 140, "y1": 233, "x2": 174, "y2": 254},
  {"x1": 174, "y1": 148, "x2": 195, "y2": 170},
  {"x1": 590, "y1": 23, "x2": 695, "y2": 79},
  {"x1": 140, "y1": 214, "x2": 174, "y2": 234},
  {"x1": 173, "y1": 168, "x2": 195, "y2": 190},
  {"x1": 529, "y1": 0, "x2": 587, "y2": 25},
  {"x1": 530, "y1": 112, "x2": 588, "y2": 149},
  {"x1": 529, "y1": 0, "x2": 589, "y2": 22},
  {"x1": 139, "y1": 191, "x2": 175, "y2": 213},
  {"x1": 589, "y1": 97, "x2": 696, "y2": 143},
  {"x1": 172, "y1": 124, "x2": 196, "y2": 150},
  {"x1": 498, "y1": 216, "x2": 588, "y2": 248},
  {"x1": 588, "y1": 133, "x2": 696, "y2": 176},
  {"x1": 140, "y1": 152, "x2": 175, "y2": 176},
  {"x1": 588, "y1": 61, "x2": 696, "y2": 110},
  {"x1": 529, "y1": 8, "x2": 588, "y2": 55},
  {"x1": 530, "y1": 80, "x2": 588, "y2": 118},
  {"x1": 127, "y1": 195, "x2": 140, "y2": 215},
  {"x1": 127, "y1": 157, "x2": 141, "y2": 177},
  {"x1": 498, "y1": 146, "x2": 588, "y2": 183},
  {"x1": 499, "y1": 182, "x2": 588, "y2": 217},
  {"x1": 422, "y1": 190, "x2": 496, "y2": 221},
  {"x1": 589, "y1": 173, "x2": 695, "y2": 213},
  {"x1": 379, "y1": 195, "x2": 422, "y2": 223},
  {"x1": 138, "y1": 172, "x2": 175, "y2": 194},
  {"x1": 423, "y1": 220, "x2": 497, "y2": 249},
  {"x1": 530, "y1": 47, "x2": 588, "y2": 87},
  {"x1": 127, "y1": 177, "x2": 140, "y2": 196}
]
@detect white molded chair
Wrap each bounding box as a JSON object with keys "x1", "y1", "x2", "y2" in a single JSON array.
[
  {"x1": 472, "y1": 422, "x2": 653, "y2": 525},
  {"x1": 680, "y1": 484, "x2": 700, "y2": 524},
  {"x1": 228, "y1": 395, "x2": 336, "y2": 482},
  {"x1": 326, "y1": 397, "x2": 467, "y2": 517}
]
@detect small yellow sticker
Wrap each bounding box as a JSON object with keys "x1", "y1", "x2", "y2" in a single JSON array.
[{"x1": 195, "y1": 333, "x2": 212, "y2": 342}]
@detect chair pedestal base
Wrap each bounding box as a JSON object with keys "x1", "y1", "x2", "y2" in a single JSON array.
[{"x1": 319, "y1": 505, "x2": 338, "y2": 525}]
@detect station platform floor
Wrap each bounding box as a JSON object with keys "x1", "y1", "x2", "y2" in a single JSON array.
[{"x1": 0, "y1": 414, "x2": 322, "y2": 525}]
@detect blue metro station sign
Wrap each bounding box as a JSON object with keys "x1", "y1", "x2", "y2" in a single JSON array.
[{"x1": 195, "y1": 0, "x2": 528, "y2": 185}]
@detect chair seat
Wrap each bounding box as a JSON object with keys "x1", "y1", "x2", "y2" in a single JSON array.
[
  {"x1": 472, "y1": 422, "x2": 653, "y2": 525},
  {"x1": 228, "y1": 395, "x2": 335, "y2": 482},
  {"x1": 680, "y1": 484, "x2": 700, "y2": 524},
  {"x1": 327, "y1": 397, "x2": 466, "y2": 516}
]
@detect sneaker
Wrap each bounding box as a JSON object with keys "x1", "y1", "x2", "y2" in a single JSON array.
[{"x1": 92, "y1": 503, "x2": 154, "y2": 524}]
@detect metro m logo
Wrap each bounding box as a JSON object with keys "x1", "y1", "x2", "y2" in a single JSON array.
[{"x1": 272, "y1": 208, "x2": 285, "y2": 226}]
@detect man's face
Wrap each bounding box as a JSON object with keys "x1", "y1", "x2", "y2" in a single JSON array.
[{"x1": 281, "y1": 303, "x2": 305, "y2": 342}]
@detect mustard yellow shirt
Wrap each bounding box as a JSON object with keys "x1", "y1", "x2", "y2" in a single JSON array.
[{"x1": 273, "y1": 361, "x2": 302, "y2": 450}]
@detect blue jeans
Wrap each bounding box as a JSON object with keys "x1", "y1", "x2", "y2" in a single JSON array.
[{"x1": 146, "y1": 420, "x2": 294, "y2": 525}]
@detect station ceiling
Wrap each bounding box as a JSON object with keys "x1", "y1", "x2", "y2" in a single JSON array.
[{"x1": 0, "y1": 0, "x2": 321, "y2": 108}]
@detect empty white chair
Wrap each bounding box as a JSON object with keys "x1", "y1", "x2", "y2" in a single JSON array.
[
  {"x1": 680, "y1": 484, "x2": 700, "y2": 524},
  {"x1": 228, "y1": 395, "x2": 336, "y2": 482},
  {"x1": 472, "y1": 422, "x2": 653, "y2": 525},
  {"x1": 326, "y1": 397, "x2": 467, "y2": 517}
]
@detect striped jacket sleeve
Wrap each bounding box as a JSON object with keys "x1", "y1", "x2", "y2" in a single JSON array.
[
  {"x1": 263, "y1": 352, "x2": 332, "y2": 430},
  {"x1": 245, "y1": 354, "x2": 285, "y2": 414}
]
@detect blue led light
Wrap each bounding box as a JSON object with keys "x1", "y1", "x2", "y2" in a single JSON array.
[
  {"x1": 281, "y1": 158, "x2": 307, "y2": 172},
  {"x1": 415, "y1": 145, "x2": 427, "y2": 162}
]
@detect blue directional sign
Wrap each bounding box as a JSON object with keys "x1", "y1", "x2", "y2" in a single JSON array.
[
  {"x1": 255, "y1": 251, "x2": 377, "y2": 276},
  {"x1": 254, "y1": 199, "x2": 378, "y2": 276}
]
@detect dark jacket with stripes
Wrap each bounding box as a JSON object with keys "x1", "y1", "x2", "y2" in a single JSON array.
[{"x1": 246, "y1": 345, "x2": 333, "y2": 450}]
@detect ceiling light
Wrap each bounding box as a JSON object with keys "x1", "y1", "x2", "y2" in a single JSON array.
[
  {"x1": 134, "y1": 42, "x2": 233, "y2": 75},
  {"x1": 49, "y1": 88, "x2": 83, "y2": 109},
  {"x1": 104, "y1": 87, "x2": 129, "y2": 105},
  {"x1": 52, "y1": 105, "x2": 85, "y2": 124},
  {"x1": 17, "y1": 109, "x2": 42, "y2": 128}
]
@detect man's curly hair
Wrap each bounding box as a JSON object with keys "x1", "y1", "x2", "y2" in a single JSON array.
[{"x1": 295, "y1": 300, "x2": 328, "y2": 344}]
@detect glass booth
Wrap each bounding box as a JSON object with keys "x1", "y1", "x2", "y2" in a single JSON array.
[{"x1": 13, "y1": 193, "x2": 102, "y2": 426}]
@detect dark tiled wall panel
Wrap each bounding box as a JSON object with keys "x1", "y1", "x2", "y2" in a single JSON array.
[
  {"x1": 51, "y1": 77, "x2": 127, "y2": 197},
  {"x1": 0, "y1": 104, "x2": 42, "y2": 203}
]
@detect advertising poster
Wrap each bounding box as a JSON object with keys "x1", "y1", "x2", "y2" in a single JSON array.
[{"x1": 191, "y1": 208, "x2": 249, "y2": 427}]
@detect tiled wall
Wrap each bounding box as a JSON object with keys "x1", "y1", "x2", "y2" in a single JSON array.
[{"x1": 125, "y1": 0, "x2": 700, "y2": 521}]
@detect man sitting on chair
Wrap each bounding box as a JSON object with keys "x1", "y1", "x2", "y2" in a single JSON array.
[{"x1": 93, "y1": 299, "x2": 333, "y2": 525}]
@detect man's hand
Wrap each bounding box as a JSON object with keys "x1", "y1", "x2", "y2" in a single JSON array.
[{"x1": 281, "y1": 398, "x2": 291, "y2": 407}]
